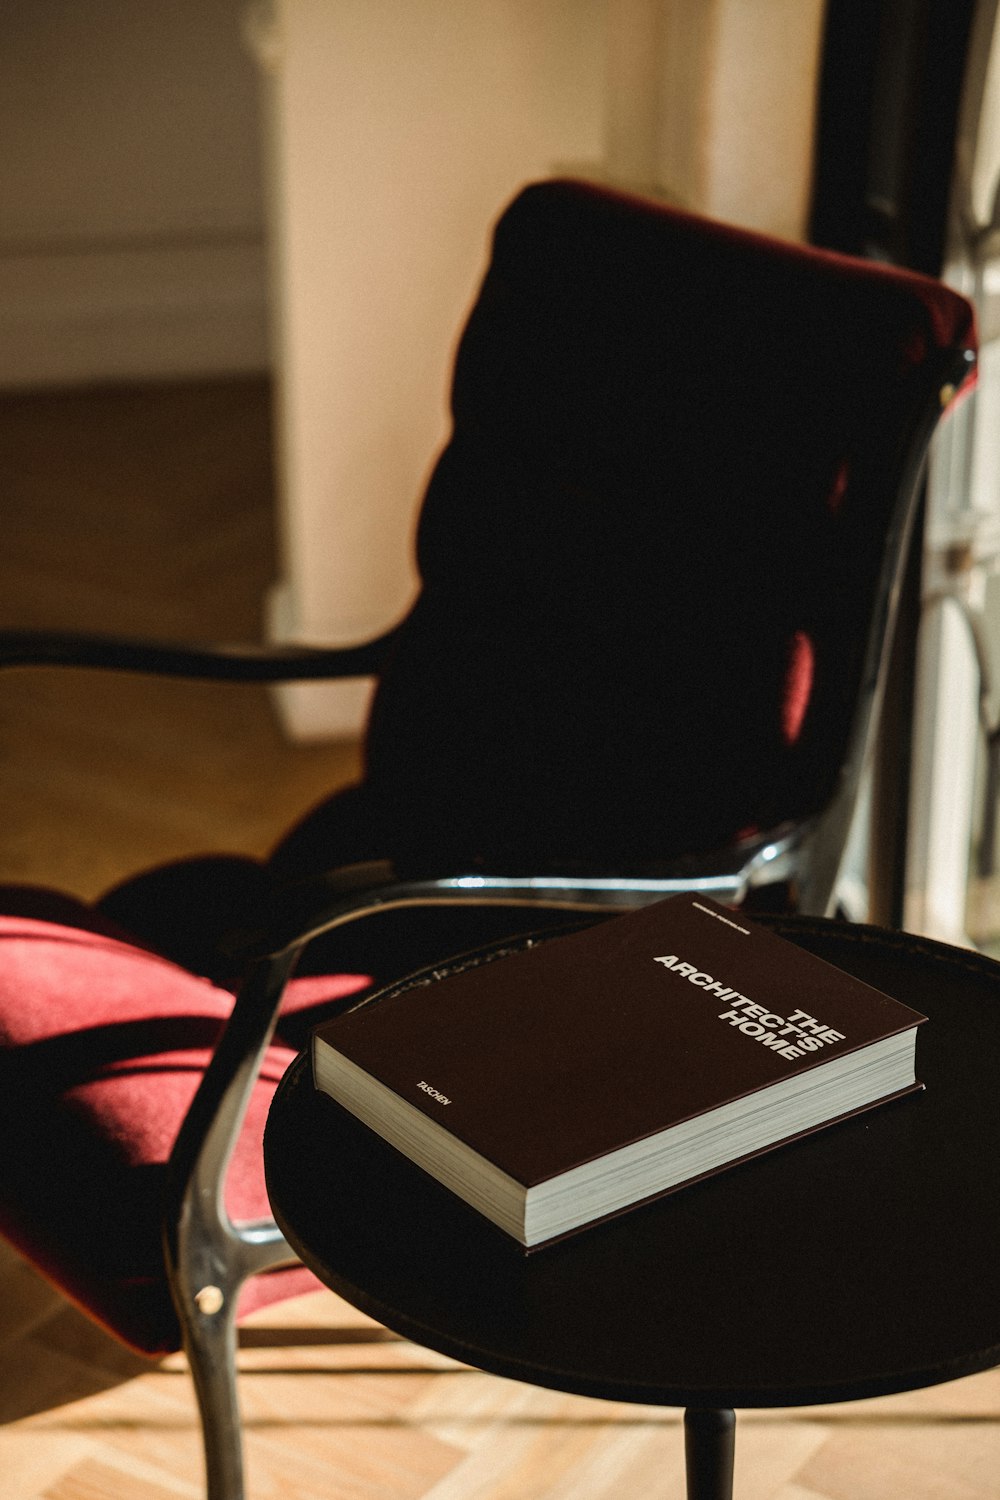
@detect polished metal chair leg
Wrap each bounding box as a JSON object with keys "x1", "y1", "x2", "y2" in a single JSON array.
[
  {"x1": 164, "y1": 953, "x2": 303, "y2": 1499},
  {"x1": 179, "y1": 1290, "x2": 245, "y2": 1500},
  {"x1": 684, "y1": 1407, "x2": 736, "y2": 1500}
]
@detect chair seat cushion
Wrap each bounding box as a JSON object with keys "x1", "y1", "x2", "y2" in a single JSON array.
[{"x1": 0, "y1": 897, "x2": 369, "y2": 1355}]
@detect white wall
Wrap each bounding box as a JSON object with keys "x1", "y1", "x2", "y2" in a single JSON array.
[
  {"x1": 0, "y1": 0, "x2": 268, "y2": 386},
  {"x1": 697, "y1": 0, "x2": 826, "y2": 240},
  {"x1": 258, "y1": 0, "x2": 609, "y2": 734},
  {"x1": 261, "y1": 0, "x2": 826, "y2": 738},
  {"x1": 605, "y1": 0, "x2": 825, "y2": 235},
  {"x1": 0, "y1": 0, "x2": 828, "y2": 742}
]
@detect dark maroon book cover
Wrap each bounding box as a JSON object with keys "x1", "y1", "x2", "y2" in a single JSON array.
[{"x1": 312, "y1": 895, "x2": 925, "y2": 1188}]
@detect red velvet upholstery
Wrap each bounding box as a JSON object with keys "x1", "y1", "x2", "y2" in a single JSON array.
[
  {"x1": 98, "y1": 182, "x2": 976, "y2": 982},
  {"x1": 348, "y1": 182, "x2": 975, "y2": 870},
  {"x1": 0, "y1": 896, "x2": 368, "y2": 1354}
]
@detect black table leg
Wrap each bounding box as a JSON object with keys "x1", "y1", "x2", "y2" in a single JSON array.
[{"x1": 684, "y1": 1407, "x2": 736, "y2": 1500}]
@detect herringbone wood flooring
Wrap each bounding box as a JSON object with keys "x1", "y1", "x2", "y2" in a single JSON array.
[
  {"x1": 0, "y1": 378, "x2": 997, "y2": 1498},
  {"x1": 0, "y1": 376, "x2": 362, "y2": 897}
]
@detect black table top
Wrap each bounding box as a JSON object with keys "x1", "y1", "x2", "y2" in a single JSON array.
[{"x1": 264, "y1": 915, "x2": 1000, "y2": 1410}]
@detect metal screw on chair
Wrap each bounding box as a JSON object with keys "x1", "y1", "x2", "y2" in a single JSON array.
[{"x1": 195, "y1": 1285, "x2": 225, "y2": 1316}]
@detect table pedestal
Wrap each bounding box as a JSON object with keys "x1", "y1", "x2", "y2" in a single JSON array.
[{"x1": 685, "y1": 1408, "x2": 736, "y2": 1500}]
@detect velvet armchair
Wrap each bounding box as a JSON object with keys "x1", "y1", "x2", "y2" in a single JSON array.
[{"x1": 0, "y1": 179, "x2": 976, "y2": 1498}]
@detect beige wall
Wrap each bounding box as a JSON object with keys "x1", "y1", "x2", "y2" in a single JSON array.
[
  {"x1": 698, "y1": 0, "x2": 826, "y2": 238},
  {"x1": 0, "y1": 0, "x2": 268, "y2": 386},
  {"x1": 649, "y1": 0, "x2": 825, "y2": 238},
  {"x1": 259, "y1": 0, "x2": 610, "y2": 737},
  {"x1": 0, "y1": 1, "x2": 829, "y2": 737},
  {"x1": 601, "y1": 0, "x2": 826, "y2": 237},
  {"x1": 261, "y1": 0, "x2": 828, "y2": 737}
]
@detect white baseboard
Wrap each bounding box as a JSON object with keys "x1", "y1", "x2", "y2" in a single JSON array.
[
  {"x1": 265, "y1": 582, "x2": 376, "y2": 743},
  {"x1": 0, "y1": 238, "x2": 270, "y2": 388},
  {"x1": 268, "y1": 676, "x2": 375, "y2": 744}
]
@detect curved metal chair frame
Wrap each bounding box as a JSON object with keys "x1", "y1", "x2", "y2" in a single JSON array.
[
  {"x1": 0, "y1": 368, "x2": 971, "y2": 1490},
  {"x1": 0, "y1": 176, "x2": 977, "y2": 1499}
]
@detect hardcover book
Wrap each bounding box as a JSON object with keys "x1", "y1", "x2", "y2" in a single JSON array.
[{"x1": 312, "y1": 895, "x2": 926, "y2": 1248}]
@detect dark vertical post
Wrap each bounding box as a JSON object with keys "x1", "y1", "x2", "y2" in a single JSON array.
[{"x1": 684, "y1": 1407, "x2": 736, "y2": 1500}]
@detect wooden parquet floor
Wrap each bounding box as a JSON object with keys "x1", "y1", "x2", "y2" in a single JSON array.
[
  {"x1": 0, "y1": 376, "x2": 362, "y2": 898},
  {"x1": 0, "y1": 378, "x2": 998, "y2": 1498}
]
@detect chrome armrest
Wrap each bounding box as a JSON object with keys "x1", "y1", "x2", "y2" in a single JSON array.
[
  {"x1": 227, "y1": 849, "x2": 804, "y2": 966},
  {"x1": 161, "y1": 834, "x2": 806, "y2": 1367},
  {"x1": 0, "y1": 627, "x2": 400, "y2": 681}
]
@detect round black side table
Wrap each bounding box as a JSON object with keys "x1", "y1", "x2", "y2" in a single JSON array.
[{"x1": 264, "y1": 916, "x2": 1000, "y2": 1499}]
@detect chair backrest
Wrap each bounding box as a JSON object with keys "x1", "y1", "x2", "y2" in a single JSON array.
[{"x1": 362, "y1": 179, "x2": 976, "y2": 881}]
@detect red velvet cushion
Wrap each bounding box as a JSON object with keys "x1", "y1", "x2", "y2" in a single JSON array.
[
  {"x1": 96, "y1": 182, "x2": 978, "y2": 980},
  {"x1": 0, "y1": 902, "x2": 369, "y2": 1354},
  {"x1": 353, "y1": 179, "x2": 976, "y2": 869}
]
